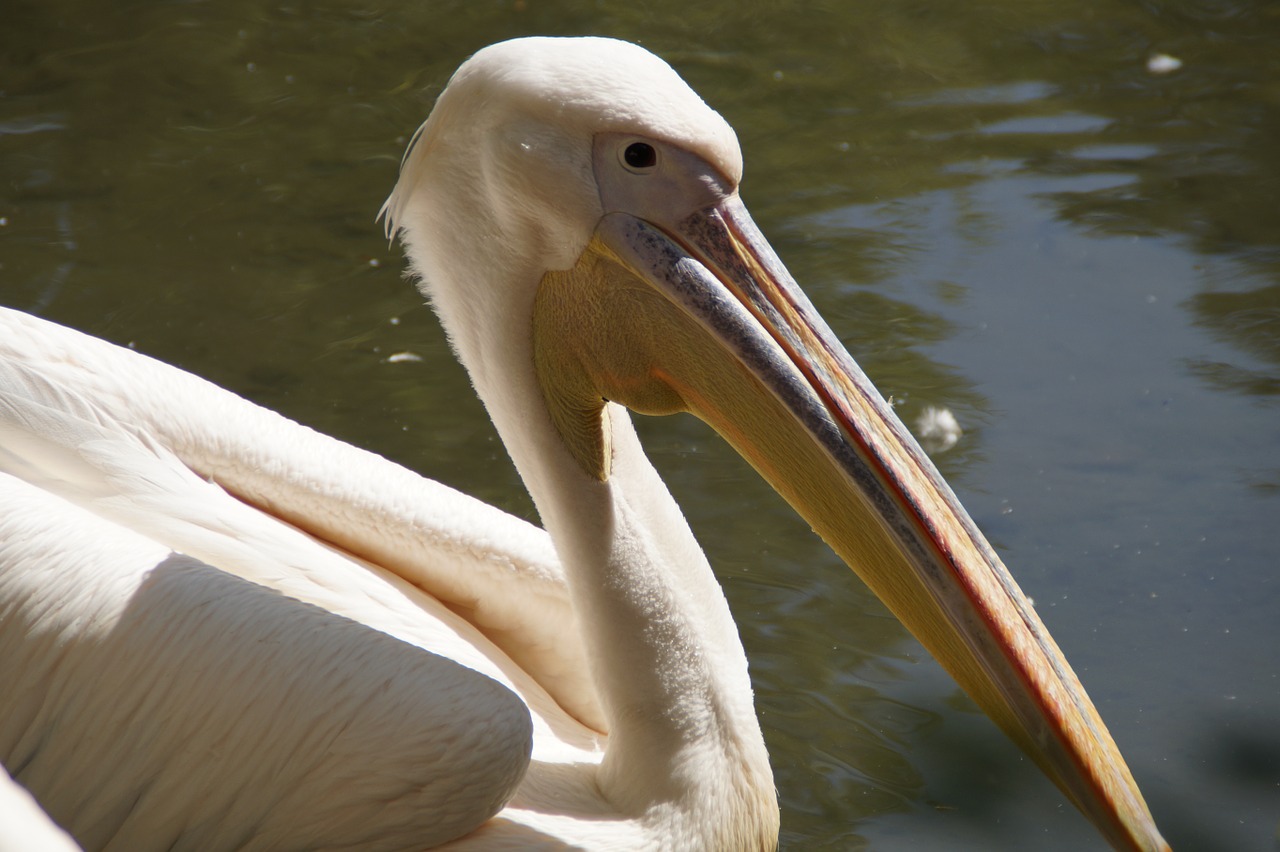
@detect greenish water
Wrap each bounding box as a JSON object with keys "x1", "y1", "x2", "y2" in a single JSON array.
[{"x1": 4, "y1": 2, "x2": 1278, "y2": 849}]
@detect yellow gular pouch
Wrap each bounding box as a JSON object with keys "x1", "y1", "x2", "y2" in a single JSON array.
[{"x1": 534, "y1": 235, "x2": 695, "y2": 482}]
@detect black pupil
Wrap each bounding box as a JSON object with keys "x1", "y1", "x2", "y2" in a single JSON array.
[{"x1": 624, "y1": 142, "x2": 657, "y2": 169}]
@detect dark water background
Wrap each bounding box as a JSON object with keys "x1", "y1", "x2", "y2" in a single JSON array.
[{"x1": 3, "y1": 2, "x2": 1278, "y2": 849}]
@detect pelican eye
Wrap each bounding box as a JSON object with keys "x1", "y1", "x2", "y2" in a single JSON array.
[{"x1": 622, "y1": 141, "x2": 658, "y2": 171}]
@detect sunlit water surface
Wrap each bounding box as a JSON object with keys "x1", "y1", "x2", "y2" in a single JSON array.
[{"x1": 3, "y1": 2, "x2": 1278, "y2": 850}]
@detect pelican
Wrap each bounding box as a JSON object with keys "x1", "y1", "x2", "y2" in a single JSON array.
[{"x1": 0, "y1": 37, "x2": 1167, "y2": 851}]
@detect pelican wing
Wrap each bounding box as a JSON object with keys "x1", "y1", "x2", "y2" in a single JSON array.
[
  {"x1": 0, "y1": 307, "x2": 601, "y2": 728},
  {"x1": 0, "y1": 766, "x2": 79, "y2": 852},
  {"x1": 0, "y1": 308, "x2": 601, "y2": 847}
]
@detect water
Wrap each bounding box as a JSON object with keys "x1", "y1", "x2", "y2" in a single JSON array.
[{"x1": 3, "y1": 2, "x2": 1278, "y2": 849}]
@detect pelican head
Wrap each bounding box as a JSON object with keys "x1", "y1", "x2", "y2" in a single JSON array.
[
  {"x1": 384, "y1": 38, "x2": 743, "y2": 384},
  {"x1": 384, "y1": 37, "x2": 1167, "y2": 851}
]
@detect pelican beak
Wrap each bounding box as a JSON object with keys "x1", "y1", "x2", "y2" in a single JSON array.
[{"x1": 571, "y1": 196, "x2": 1168, "y2": 852}]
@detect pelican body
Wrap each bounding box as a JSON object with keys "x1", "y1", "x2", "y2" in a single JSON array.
[{"x1": 0, "y1": 37, "x2": 1167, "y2": 851}]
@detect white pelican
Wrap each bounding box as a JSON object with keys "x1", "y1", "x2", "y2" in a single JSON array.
[{"x1": 0, "y1": 37, "x2": 1167, "y2": 851}]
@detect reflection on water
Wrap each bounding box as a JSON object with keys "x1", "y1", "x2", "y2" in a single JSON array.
[
  {"x1": 1189, "y1": 286, "x2": 1280, "y2": 400},
  {"x1": 3, "y1": 1, "x2": 1278, "y2": 849}
]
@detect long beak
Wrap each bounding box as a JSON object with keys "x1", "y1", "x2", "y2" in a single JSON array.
[{"x1": 586, "y1": 196, "x2": 1168, "y2": 852}]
